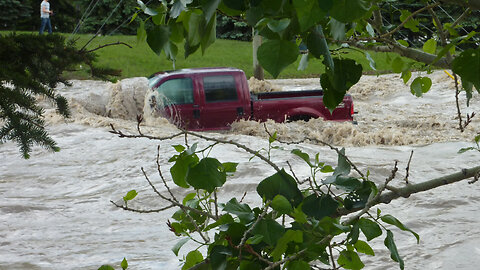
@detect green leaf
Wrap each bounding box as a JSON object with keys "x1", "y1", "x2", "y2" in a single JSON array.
[
  {"x1": 123, "y1": 190, "x2": 138, "y2": 202},
  {"x1": 422, "y1": 39, "x2": 437, "y2": 54},
  {"x1": 410, "y1": 77, "x2": 432, "y2": 97},
  {"x1": 210, "y1": 245, "x2": 231, "y2": 270},
  {"x1": 365, "y1": 23, "x2": 375, "y2": 37},
  {"x1": 458, "y1": 147, "x2": 475, "y2": 154},
  {"x1": 324, "y1": 148, "x2": 351, "y2": 184},
  {"x1": 384, "y1": 230, "x2": 404, "y2": 270},
  {"x1": 399, "y1": 9, "x2": 419, "y2": 32},
  {"x1": 325, "y1": 176, "x2": 362, "y2": 192},
  {"x1": 223, "y1": 0, "x2": 246, "y2": 11},
  {"x1": 170, "y1": 0, "x2": 193, "y2": 18},
  {"x1": 186, "y1": 157, "x2": 226, "y2": 192},
  {"x1": 221, "y1": 162, "x2": 238, "y2": 173},
  {"x1": 354, "y1": 240, "x2": 375, "y2": 256},
  {"x1": 257, "y1": 169, "x2": 303, "y2": 207},
  {"x1": 330, "y1": 0, "x2": 369, "y2": 23},
  {"x1": 137, "y1": 20, "x2": 147, "y2": 42},
  {"x1": 200, "y1": 15, "x2": 216, "y2": 54},
  {"x1": 172, "y1": 237, "x2": 189, "y2": 256},
  {"x1": 186, "y1": 11, "x2": 204, "y2": 47},
  {"x1": 271, "y1": 195, "x2": 294, "y2": 214},
  {"x1": 307, "y1": 26, "x2": 334, "y2": 71},
  {"x1": 302, "y1": 194, "x2": 339, "y2": 220},
  {"x1": 391, "y1": 57, "x2": 405, "y2": 73},
  {"x1": 358, "y1": 218, "x2": 382, "y2": 241},
  {"x1": 291, "y1": 149, "x2": 312, "y2": 166},
  {"x1": 270, "y1": 230, "x2": 303, "y2": 261},
  {"x1": 252, "y1": 218, "x2": 285, "y2": 246},
  {"x1": 182, "y1": 250, "x2": 203, "y2": 270},
  {"x1": 223, "y1": 198, "x2": 254, "y2": 223},
  {"x1": 246, "y1": 234, "x2": 264, "y2": 245},
  {"x1": 170, "y1": 151, "x2": 198, "y2": 188},
  {"x1": 287, "y1": 260, "x2": 311, "y2": 270},
  {"x1": 337, "y1": 250, "x2": 365, "y2": 270},
  {"x1": 329, "y1": 18, "x2": 346, "y2": 41},
  {"x1": 146, "y1": 25, "x2": 170, "y2": 56},
  {"x1": 401, "y1": 70, "x2": 412, "y2": 84},
  {"x1": 396, "y1": 40, "x2": 409, "y2": 47},
  {"x1": 201, "y1": 0, "x2": 221, "y2": 20},
  {"x1": 365, "y1": 52, "x2": 376, "y2": 71},
  {"x1": 121, "y1": 257, "x2": 128, "y2": 270},
  {"x1": 246, "y1": 6, "x2": 263, "y2": 26},
  {"x1": 258, "y1": 40, "x2": 299, "y2": 78},
  {"x1": 381, "y1": 214, "x2": 419, "y2": 243},
  {"x1": 321, "y1": 58, "x2": 362, "y2": 110},
  {"x1": 204, "y1": 214, "x2": 234, "y2": 231},
  {"x1": 173, "y1": 145, "x2": 186, "y2": 152},
  {"x1": 137, "y1": 0, "x2": 158, "y2": 16},
  {"x1": 267, "y1": 18, "x2": 291, "y2": 33},
  {"x1": 452, "y1": 48, "x2": 480, "y2": 91},
  {"x1": 98, "y1": 266, "x2": 115, "y2": 270},
  {"x1": 293, "y1": 0, "x2": 324, "y2": 31},
  {"x1": 291, "y1": 206, "x2": 308, "y2": 224}
]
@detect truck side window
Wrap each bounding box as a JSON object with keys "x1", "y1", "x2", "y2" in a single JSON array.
[
  {"x1": 203, "y1": 75, "x2": 238, "y2": 103},
  {"x1": 154, "y1": 78, "x2": 194, "y2": 105}
]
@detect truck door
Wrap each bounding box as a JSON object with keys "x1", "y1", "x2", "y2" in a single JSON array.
[
  {"x1": 198, "y1": 74, "x2": 247, "y2": 129},
  {"x1": 152, "y1": 77, "x2": 201, "y2": 130}
]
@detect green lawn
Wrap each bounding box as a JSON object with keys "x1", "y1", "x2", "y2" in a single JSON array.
[{"x1": 3, "y1": 31, "x2": 417, "y2": 79}]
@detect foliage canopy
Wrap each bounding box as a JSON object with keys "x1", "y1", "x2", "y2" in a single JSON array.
[{"x1": 136, "y1": 0, "x2": 480, "y2": 111}]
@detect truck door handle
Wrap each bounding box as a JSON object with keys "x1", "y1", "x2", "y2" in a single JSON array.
[
  {"x1": 237, "y1": 107, "x2": 244, "y2": 116},
  {"x1": 193, "y1": 109, "x2": 200, "y2": 119}
]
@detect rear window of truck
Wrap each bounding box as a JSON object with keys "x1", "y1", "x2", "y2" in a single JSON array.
[
  {"x1": 154, "y1": 78, "x2": 194, "y2": 105},
  {"x1": 203, "y1": 75, "x2": 238, "y2": 103}
]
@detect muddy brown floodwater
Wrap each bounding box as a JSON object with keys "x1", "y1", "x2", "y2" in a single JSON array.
[{"x1": 0, "y1": 70, "x2": 479, "y2": 269}]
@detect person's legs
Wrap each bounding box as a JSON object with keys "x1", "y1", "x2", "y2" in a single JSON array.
[
  {"x1": 39, "y1": 18, "x2": 46, "y2": 34},
  {"x1": 46, "y1": 18, "x2": 52, "y2": 34}
]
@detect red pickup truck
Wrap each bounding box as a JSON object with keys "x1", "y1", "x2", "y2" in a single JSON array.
[{"x1": 148, "y1": 67, "x2": 354, "y2": 131}]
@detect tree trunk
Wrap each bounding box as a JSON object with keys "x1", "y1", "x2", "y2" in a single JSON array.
[{"x1": 252, "y1": 28, "x2": 264, "y2": 80}]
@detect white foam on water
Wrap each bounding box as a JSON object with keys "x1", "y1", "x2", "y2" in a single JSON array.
[{"x1": 1, "y1": 71, "x2": 479, "y2": 269}]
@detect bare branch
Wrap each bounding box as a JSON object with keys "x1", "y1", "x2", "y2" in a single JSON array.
[
  {"x1": 404, "y1": 151, "x2": 414, "y2": 184},
  {"x1": 84, "y1": 41, "x2": 133, "y2": 53},
  {"x1": 379, "y1": 3, "x2": 441, "y2": 39},
  {"x1": 110, "y1": 200, "x2": 175, "y2": 212},
  {"x1": 343, "y1": 161, "x2": 398, "y2": 225},
  {"x1": 140, "y1": 167, "x2": 218, "y2": 220},
  {"x1": 444, "y1": 7, "x2": 472, "y2": 37},
  {"x1": 337, "y1": 165, "x2": 480, "y2": 217}
]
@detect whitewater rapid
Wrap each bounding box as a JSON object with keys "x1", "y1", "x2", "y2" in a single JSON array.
[{"x1": 0, "y1": 70, "x2": 479, "y2": 269}]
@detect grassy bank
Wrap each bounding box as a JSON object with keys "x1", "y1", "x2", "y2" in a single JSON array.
[{"x1": 3, "y1": 31, "x2": 415, "y2": 79}]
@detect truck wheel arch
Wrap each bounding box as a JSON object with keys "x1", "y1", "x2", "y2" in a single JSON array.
[{"x1": 281, "y1": 107, "x2": 324, "y2": 122}]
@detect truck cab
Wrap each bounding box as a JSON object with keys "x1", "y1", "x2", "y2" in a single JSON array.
[{"x1": 149, "y1": 68, "x2": 250, "y2": 130}]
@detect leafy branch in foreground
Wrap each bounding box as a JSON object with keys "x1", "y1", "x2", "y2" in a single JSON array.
[
  {"x1": 135, "y1": 0, "x2": 479, "y2": 127},
  {"x1": 109, "y1": 122, "x2": 480, "y2": 270},
  {"x1": 0, "y1": 33, "x2": 121, "y2": 158}
]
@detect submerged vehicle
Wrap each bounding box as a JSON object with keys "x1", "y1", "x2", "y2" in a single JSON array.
[{"x1": 148, "y1": 67, "x2": 355, "y2": 131}]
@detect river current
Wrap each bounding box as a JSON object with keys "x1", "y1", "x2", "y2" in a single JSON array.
[{"x1": 0, "y1": 71, "x2": 479, "y2": 269}]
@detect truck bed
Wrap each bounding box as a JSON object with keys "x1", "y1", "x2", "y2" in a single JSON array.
[{"x1": 251, "y1": 90, "x2": 353, "y2": 123}]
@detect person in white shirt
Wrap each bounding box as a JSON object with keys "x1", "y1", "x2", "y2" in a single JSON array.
[{"x1": 39, "y1": 0, "x2": 53, "y2": 34}]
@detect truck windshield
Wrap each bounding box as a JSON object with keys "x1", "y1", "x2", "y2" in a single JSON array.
[{"x1": 154, "y1": 78, "x2": 194, "y2": 105}]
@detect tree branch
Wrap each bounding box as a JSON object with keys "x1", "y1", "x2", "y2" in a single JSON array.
[
  {"x1": 379, "y1": 3, "x2": 441, "y2": 39},
  {"x1": 337, "y1": 165, "x2": 480, "y2": 217},
  {"x1": 351, "y1": 40, "x2": 451, "y2": 69},
  {"x1": 438, "y1": 0, "x2": 480, "y2": 11},
  {"x1": 85, "y1": 41, "x2": 133, "y2": 53}
]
